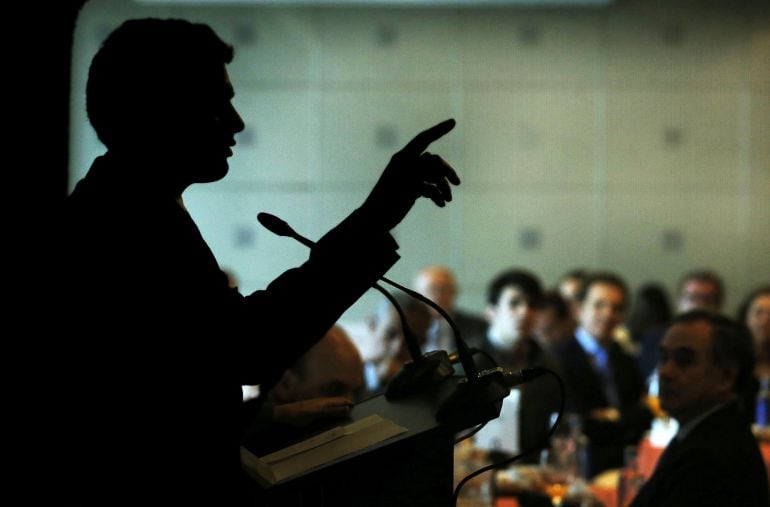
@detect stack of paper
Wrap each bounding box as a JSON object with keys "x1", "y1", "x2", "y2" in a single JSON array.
[{"x1": 241, "y1": 414, "x2": 408, "y2": 486}]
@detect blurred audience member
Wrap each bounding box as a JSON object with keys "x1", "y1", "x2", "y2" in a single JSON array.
[
  {"x1": 676, "y1": 269, "x2": 724, "y2": 314},
  {"x1": 638, "y1": 269, "x2": 725, "y2": 380},
  {"x1": 554, "y1": 272, "x2": 652, "y2": 477},
  {"x1": 629, "y1": 311, "x2": 769, "y2": 507},
  {"x1": 558, "y1": 268, "x2": 589, "y2": 324},
  {"x1": 475, "y1": 269, "x2": 562, "y2": 462},
  {"x1": 627, "y1": 283, "x2": 672, "y2": 344},
  {"x1": 364, "y1": 291, "x2": 431, "y2": 395},
  {"x1": 534, "y1": 291, "x2": 574, "y2": 351},
  {"x1": 414, "y1": 265, "x2": 487, "y2": 351},
  {"x1": 242, "y1": 325, "x2": 364, "y2": 456},
  {"x1": 738, "y1": 285, "x2": 770, "y2": 380}
]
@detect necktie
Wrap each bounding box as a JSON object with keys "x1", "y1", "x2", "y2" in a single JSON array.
[{"x1": 593, "y1": 348, "x2": 621, "y2": 407}]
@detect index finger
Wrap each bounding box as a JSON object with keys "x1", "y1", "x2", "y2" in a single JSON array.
[{"x1": 401, "y1": 118, "x2": 456, "y2": 156}]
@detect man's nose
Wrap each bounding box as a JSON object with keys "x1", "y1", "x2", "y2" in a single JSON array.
[{"x1": 228, "y1": 105, "x2": 245, "y2": 134}]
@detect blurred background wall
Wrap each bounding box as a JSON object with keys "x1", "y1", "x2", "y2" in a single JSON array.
[{"x1": 69, "y1": 0, "x2": 769, "y2": 347}]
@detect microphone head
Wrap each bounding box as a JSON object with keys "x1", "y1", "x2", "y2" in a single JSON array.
[{"x1": 257, "y1": 212, "x2": 292, "y2": 237}]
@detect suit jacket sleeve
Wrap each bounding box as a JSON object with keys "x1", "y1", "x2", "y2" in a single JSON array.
[{"x1": 236, "y1": 207, "x2": 399, "y2": 387}]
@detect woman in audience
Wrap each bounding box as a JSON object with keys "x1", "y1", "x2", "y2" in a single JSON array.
[{"x1": 738, "y1": 285, "x2": 770, "y2": 379}]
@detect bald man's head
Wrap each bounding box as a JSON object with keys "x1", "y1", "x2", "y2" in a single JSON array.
[
  {"x1": 415, "y1": 265, "x2": 457, "y2": 313},
  {"x1": 273, "y1": 326, "x2": 364, "y2": 403}
]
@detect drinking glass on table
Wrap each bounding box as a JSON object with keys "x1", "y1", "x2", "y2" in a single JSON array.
[{"x1": 539, "y1": 413, "x2": 586, "y2": 506}]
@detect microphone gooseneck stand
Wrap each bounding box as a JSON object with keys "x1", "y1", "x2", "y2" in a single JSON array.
[{"x1": 256, "y1": 212, "x2": 565, "y2": 504}]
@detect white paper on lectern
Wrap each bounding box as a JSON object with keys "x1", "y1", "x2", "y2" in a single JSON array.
[
  {"x1": 473, "y1": 388, "x2": 520, "y2": 454},
  {"x1": 241, "y1": 414, "x2": 408, "y2": 486}
]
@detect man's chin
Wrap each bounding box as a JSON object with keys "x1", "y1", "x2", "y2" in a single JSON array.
[{"x1": 193, "y1": 162, "x2": 229, "y2": 183}]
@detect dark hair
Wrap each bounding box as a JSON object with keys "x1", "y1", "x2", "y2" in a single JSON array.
[
  {"x1": 540, "y1": 290, "x2": 570, "y2": 320},
  {"x1": 576, "y1": 272, "x2": 629, "y2": 310},
  {"x1": 558, "y1": 268, "x2": 588, "y2": 286},
  {"x1": 87, "y1": 18, "x2": 234, "y2": 148},
  {"x1": 678, "y1": 269, "x2": 724, "y2": 307},
  {"x1": 487, "y1": 269, "x2": 543, "y2": 306},
  {"x1": 736, "y1": 285, "x2": 770, "y2": 324},
  {"x1": 627, "y1": 282, "x2": 672, "y2": 341},
  {"x1": 672, "y1": 310, "x2": 755, "y2": 397}
]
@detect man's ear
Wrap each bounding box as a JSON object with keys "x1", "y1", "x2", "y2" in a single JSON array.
[
  {"x1": 273, "y1": 369, "x2": 298, "y2": 404},
  {"x1": 717, "y1": 363, "x2": 739, "y2": 395}
]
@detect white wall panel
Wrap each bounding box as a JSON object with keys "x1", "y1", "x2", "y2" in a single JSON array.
[
  {"x1": 604, "y1": 192, "x2": 744, "y2": 309},
  {"x1": 319, "y1": 90, "x2": 459, "y2": 184},
  {"x1": 461, "y1": 191, "x2": 602, "y2": 311},
  {"x1": 227, "y1": 89, "x2": 316, "y2": 184},
  {"x1": 464, "y1": 90, "x2": 597, "y2": 189},
  {"x1": 319, "y1": 8, "x2": 461, "y2": 84},
  {"x1": 606, "y1": 90, "x2": 742, "y2": 193},
  {"x1": 461, "y1": 10, "x2": 601, "y2": 85},
  {"x1": 606, "y1": 1, "x2": 747, "y2": 87}
]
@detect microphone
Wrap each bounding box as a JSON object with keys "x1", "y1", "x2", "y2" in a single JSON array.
[
  {"x1": 256, "y1": 212, "x2": 480, "y2": 386},
  {"x1": 256, "y1": 213, "x2": 314, "y2": 249},
  {"x1": 256, "y1": 212, "x2": 547, "y2": 431},
  {"x1": 257, "y1": 212, "x2": 453, "y2": 396},
  {"x1": 446, "y1": 352, "x2": 547, "y2": 389}
]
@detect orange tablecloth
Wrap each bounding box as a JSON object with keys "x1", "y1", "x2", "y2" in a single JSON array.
[{"x1": 637, "y1": 438, "x2": 665, "y2": 478}]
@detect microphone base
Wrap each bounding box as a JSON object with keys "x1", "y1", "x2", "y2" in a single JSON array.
[
  {"x1": 435, "y1": 367, "x2": 509, "y2": 432},
  {"x1": 384, "y1": 350, "x2": 455, "y2": 400}
]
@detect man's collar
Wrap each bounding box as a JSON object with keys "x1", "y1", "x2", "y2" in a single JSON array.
[
  {"x1": 575, "y1": 327, "x2": 602, "y2": 356},
  {"x1": 675, "y1": 398, "x2": 734, "y2": 441}
]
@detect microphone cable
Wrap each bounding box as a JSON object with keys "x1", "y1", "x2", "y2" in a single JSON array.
[{"x1": 452, "y1": 367, "x2": 566, "y2": 505}]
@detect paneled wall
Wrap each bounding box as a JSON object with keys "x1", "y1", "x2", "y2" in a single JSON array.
[{"x1": 70, "y1": 0, "x2": 769, "y2": 347}]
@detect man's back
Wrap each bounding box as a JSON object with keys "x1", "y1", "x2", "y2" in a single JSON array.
[
  {"x1": 630, "y1": 401, "x2": 769, "y2": 507},
  {"x1": 64, "y1": 155, "x2": 247, "y2": 502}
]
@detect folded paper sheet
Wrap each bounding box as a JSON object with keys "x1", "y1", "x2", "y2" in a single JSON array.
[{"x1": 241, "y1": 414, "x2": 409, "y2": 486}]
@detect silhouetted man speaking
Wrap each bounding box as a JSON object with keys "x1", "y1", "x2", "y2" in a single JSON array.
[{"x1": 63, "y1": 18, "x2": 459, "y2": 505}]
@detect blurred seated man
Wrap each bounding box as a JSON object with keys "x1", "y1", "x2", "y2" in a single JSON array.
[
  {"x1": 629, "y1": 311, "x2": 769, "y2": 507},
  {"x1": 364, "y1": 291, "x2": 431, "y2": 395},
  {"x1": 638, "y1": 269, "x2": 725, "y2": 380},
  {"x1": 473, "y1": 269, "x2": 563, "y2": 462},
  {"x1": 534, "y1": 290, "x2": 574, "y2": 352},
  {"x1": 241, "y1": 325, "x2": 364, "y2": 457},
  {"x1": 554, "y1": 272, "x2": 652, "y2": 477},
  {"x1": 557, "y1": 268, "x2": 589, "y2": 327},
  {"x1": 414, "y1": 265, "x2": 487, "y2": 351}
]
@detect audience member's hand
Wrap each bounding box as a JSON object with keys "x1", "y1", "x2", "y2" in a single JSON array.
[
  {"x1": 273, "y1": 396, "x2": 354, "y2": 427},
  {"x1": 361, "y1": 119, "x2": 460, "y2": 231}
]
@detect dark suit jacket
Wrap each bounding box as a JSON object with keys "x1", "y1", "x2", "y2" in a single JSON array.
[
  {"x1": 630, "y1": 401, "x2": 769, "y2": 507},
  {"x1": 451, "y1": 309, "x2": 488, "y2": 349},
  {"x1": 60, "y1": 154, "x2": 399, "y2": 504},
  {"x1": 478, "y1": 336, "x2": 564, "y2": 464},
  {"x1": 555, "y1": 334, "x2": 652, "y2": 476},
  {"x1": 637, "y1": 324, "x2": 667, "y2": 380}
]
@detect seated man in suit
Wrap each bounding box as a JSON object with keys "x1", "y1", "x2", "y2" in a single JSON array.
[
  {"x1": 630, "y1": 311, "x2": 769, "y2": 507},
  {"x1": 554, "y1": 272, "x2": 652, "y2": 477},
  {"x1": 363, "y1": 291, "x2": 431, "y2": 395},
  {"x1": 473, "y1": 269, "x2": 563, "y2": 463},
  {"x1": 242, "y1": 324, "x2": 365, "y2": 457}
]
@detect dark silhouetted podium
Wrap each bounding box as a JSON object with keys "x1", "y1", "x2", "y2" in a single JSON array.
[{"x1": 244, "y1": 377, "x2": 466, "y2": 506}]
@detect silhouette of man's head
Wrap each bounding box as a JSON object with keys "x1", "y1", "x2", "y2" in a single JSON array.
[{"x1": 87, "y1": 18, "x2": 245, "y2": 189}]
